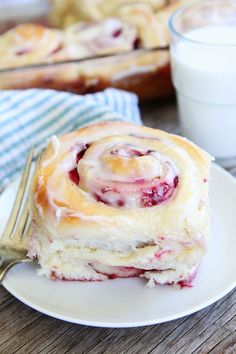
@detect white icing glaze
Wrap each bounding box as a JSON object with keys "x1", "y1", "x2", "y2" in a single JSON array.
[
  {"x1": 46, "y1": 186, "x2": 132, "y2": 224},
  {"x1": 78, "y1": 142, "x2": 179, "y2": 208},
  {"x1": 112, "y1": 63, "x2": 157, "y2": 81},
  {"x1": 42, "y1": 135, "x2": 60, "y2": 168},
  {"x1": 66, "y1": 18, "x2": 137, "y2": 55}
]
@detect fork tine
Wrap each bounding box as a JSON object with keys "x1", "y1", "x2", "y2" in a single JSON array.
[
  {"x1": 1, "y1": 147, "x2": 34, "y2": 240},
  {"x1": 17, "y1": 202, "x2": 29, "y2": 240},
  {"x1": 18, "y1": 151, "x2": 43, "y2": 241},
  {"x1": 22, "y1": 220, "x2": 33, "y2": 249}
]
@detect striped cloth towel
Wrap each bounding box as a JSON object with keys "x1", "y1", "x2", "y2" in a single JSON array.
[{"x1": 0, "y1": 88, "x2": 141, "y2": 192}]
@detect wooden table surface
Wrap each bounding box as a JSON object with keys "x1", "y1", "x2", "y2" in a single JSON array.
[{"x1": 0, "y1": 99, "x2": 235, "y2": 354}]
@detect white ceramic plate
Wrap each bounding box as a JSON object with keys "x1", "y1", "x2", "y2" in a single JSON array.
[{"x1": 1, "y1": 164, "x2": 236, "y2": 328}]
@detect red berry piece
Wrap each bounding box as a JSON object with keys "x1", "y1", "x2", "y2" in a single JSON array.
[
  {"x1": 68, "y1": 168, "x2": 80, "y2": 185},
  {"x1": 76, "y1": 144, "x2": 90, "y2": 162},
  {"x1": 49, "y1": 43, "x2": 64, "y2": 55},
  {"x1": 101, "y1": 187, "x2": 115, "y2": 194},
  {"x1": 117, "y1": 199, "x2": 125, "y2": 207},
  {"x1": 133, "y1": 37, "x2": 140, "y2": 49},
  {"x1": 112, "y1": 28, "x2": 122, "y2": 37},
  {"x1": 174, "y1": 176, "x2": 179, "y2": 188},
  {"x1": 129, "y1": 149, "x2": 145, "y2": 157},
  {"x1": 135, "y1": 178, "x2": 145, "y2": 184},
  {"x1": 141, "y1": 182, "x2": 174, "y2": 207},
  {"x1": 93, "y1": 193, "x2": 110, "y2": 205},
  {"x1": 15, "y1": 48, "x2": 30, "y2": 56}
]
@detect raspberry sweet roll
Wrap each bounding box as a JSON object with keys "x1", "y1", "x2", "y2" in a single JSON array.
[
  {"x1": 0, "y1": 24, "x2": 67, "y2": 69},
  {"x1": 29, "y1": 122, "x2": 213, "y2": 287},
  {"x1": 65, "y1": 18, "x2": 137, "y2": 56}
]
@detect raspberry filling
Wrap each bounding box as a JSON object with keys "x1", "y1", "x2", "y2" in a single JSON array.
[
  {"x1": 92, "y1": 145, "x2": 178, "y2": 208},
  {"x1": 133, "y1": 37, "x2": 141, "y2": 49},
  {"x1": 93, "y1": 193, "x2": 110, "y2": 205},
  {"x1": 74, "y1": 143, "x2": 179, "y2": 208},
  {"x1": 50, "y1": 268, "x2": 196, "y2": 286},
  {"x1": 103, "y1": 267, "x2": 145, "y2": 280},
  {"x1": 15, "y1": 48, "x2": 31, "y2": 56},
  {"x1": 112, "y1": 28, "x2": 122, "y2": 37},
  {"x1": 49, "y1": 43, "x2": 64, "y2": 55},
  {"x1": 94, "y1": 193, "x2": 125, "y2": 207},
  {"x1": 141, "y1": 179, "x2": 178, "y2": 207},
  {"x1": 91, "y1": 263, "x2": 145, "y2": 279},
  {"x1": 68, "y1": 168, "x2": 80, "y2": 185},
  {"x1": 111, "y1": 147, "x2": 154, "y2": 157},
  {"x1": 178, "y1": 270, "x2": 197, "y2": 288},
  {"x1": 68, "y1": 144, "x2": 90, "y2": 185},
  {"x1": 92, "y1": 177, "x2": 178, "y2": 208}
]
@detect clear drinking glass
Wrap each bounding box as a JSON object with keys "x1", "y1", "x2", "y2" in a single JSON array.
[{"x1": 169, "y1": 0, "x2": 236, "y2": 167}]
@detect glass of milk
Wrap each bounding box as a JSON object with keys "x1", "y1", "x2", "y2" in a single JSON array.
[{"x1": 169, "y1": 0, "x2": 236, "y2": 166}]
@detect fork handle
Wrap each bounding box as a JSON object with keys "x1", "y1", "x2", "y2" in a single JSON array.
[{"x1": 0, "y1": 258, "x2": 33, "y2": 284}]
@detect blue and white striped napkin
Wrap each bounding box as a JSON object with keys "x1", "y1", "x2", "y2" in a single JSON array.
[{"x1": 0, "y1": 88, "x2": 141, "y2": 192}]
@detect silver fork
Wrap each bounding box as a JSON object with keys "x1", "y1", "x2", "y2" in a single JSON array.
[{"x1": 0, "y1": 148, "x2": 39, "y2": 284}]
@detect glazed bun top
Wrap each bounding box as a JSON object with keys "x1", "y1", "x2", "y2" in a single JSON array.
[{"x1": 31, "y1": 121, "x2": 213, "y2": 244}]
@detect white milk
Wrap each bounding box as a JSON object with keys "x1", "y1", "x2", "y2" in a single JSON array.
[{"x1": 171, "y1": 26, "x2": 236, "y2": 159}]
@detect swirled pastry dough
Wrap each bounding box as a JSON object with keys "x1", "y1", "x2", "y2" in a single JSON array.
[
  {"x1": 29, "y1": 122, "x2": 213, "y2": 287},
  {"x1": 0, "y1": 24, "x2": 66, "y2": 68}
]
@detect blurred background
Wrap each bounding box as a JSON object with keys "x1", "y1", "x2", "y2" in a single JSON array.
[{"x1": 0, "y1": 0, "x2": 192, "y2": 100}]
